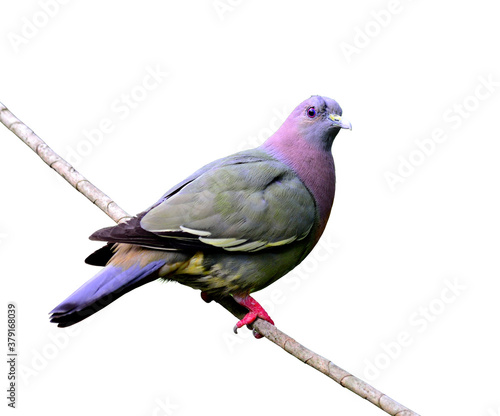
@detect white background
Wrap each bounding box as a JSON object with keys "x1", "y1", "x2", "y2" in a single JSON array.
[{"x1": 1, "y1": 1, "x2": 499, "y2": 415}]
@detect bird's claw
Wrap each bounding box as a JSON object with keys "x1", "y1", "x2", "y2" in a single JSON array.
[
  {"x1": 234, "y1": 311, "x2": 258, "y2": 333},
  {"x1": 233, "y1": 322, "x2": 264, "y2": 339},
  {"x1": 231, "y1": 295, "x2": 274, "y2": 338}
]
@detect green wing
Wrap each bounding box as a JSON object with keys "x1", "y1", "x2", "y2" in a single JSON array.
[{"x1": 140, "y1": 155, "x2": 317, "y2": 252}]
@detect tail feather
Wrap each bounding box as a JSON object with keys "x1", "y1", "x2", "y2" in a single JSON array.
[
  {"x1": 49, "y1": 260, "x2": 166, "y2": 327},
  {"x1": 85, "y1": 243, "x2": 115, "y2": 266}
]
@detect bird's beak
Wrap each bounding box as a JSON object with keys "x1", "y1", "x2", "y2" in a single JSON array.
[{"x1": 329, "y1": 114, "x2": 352, "y2": 130}]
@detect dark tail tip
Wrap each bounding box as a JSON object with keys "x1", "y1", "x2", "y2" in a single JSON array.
[{"x1": 49, "y1": 260, "x2": 166, "y2": 327}]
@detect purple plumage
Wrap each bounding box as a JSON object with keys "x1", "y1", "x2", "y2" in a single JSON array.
[{"x1": 50, "y1": 260, "x2": 166, "y2": 327}]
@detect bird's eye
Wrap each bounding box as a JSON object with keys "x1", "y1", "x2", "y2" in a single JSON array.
[{"x1": 307, "y1": 107, "x2": 316, "y2": 118}]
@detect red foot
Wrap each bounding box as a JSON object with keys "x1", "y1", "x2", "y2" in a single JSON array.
[{"x1": 233, "y1": 294, "x2": 274, "y2": 338}]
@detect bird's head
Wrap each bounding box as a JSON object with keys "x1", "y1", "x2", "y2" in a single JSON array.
[{"x1": 291, "y1": 95, "x2": 351, "y2": 151}]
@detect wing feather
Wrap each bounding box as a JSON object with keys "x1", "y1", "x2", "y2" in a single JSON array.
[{"x1": 90, "y1": 149, "x2": 317, "y2": 252}]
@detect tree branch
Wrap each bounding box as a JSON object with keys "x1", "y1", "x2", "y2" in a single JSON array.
[{"x1": 0, "y1": 101, "x2": 420, "y2": 416}]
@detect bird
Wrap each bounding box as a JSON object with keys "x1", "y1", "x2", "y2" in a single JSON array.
[{"x1": 49, "y1": 95, "x2": 351, "y2": 336}]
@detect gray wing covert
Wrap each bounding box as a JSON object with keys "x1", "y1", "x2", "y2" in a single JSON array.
[{"x1": 140, "y1": 159, "x2": 317, "y2": 252}]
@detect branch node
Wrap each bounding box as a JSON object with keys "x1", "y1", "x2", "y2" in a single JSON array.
[{"x1": 8, "y1": 120, "x2": 22, "y2": 131}]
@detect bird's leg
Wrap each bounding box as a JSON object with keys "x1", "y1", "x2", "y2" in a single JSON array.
[{"x1": 233, "y1": 294, "x2": 274, "y2": 338}]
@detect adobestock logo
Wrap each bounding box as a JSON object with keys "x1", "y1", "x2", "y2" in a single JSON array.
[
  {"x1": 362, "y1": 277, "x2": 466, "y2": 381},
  {"x1": 340, "y1": 0, "x2": 416, "y2": 64},
  {"x1": 212, "y1": 0, "x2": 244, "y2": 21},
  {"x1": 223, "y1": 235, "x2": 340, "y2": 353},
  {"x1": 384, "y1": 74, "x2": 499, "y2": 192},
  {"x1": 149, "y1": 396, "x2": 180, "y2": 416},
  {"x1": 19, "y1": 324, "x2": 86, "y2": 386},
  {"x1": 7, "y1": 0, "x2": 71, "y2": 54},
  {"x1": 487, "y1": 406, "x2": 500, "y2": 416},
  {"x1": 64, "y1": 64, "x2": 168, "y2": 167},
  {"x1": 235, "y1": 104, "x2": 292, "y2": 152}
]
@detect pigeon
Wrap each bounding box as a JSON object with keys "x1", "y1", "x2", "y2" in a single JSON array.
[{"x1": 49, "y1": 95, "x2": 351, "y2": 335}]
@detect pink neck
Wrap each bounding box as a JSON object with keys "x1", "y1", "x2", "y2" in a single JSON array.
[{"x1": 262, "y1": 131, "x2": 336, "y2": 240}]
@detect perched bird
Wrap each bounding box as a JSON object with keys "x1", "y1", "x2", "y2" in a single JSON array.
[{"x1": 50, "y1": 95, "x2": 351, "y2": 335}]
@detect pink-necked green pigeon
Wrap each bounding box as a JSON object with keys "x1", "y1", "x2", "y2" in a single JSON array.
[{"x1": 50, "y1": 95, "x2": 351, "y2": 336}]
